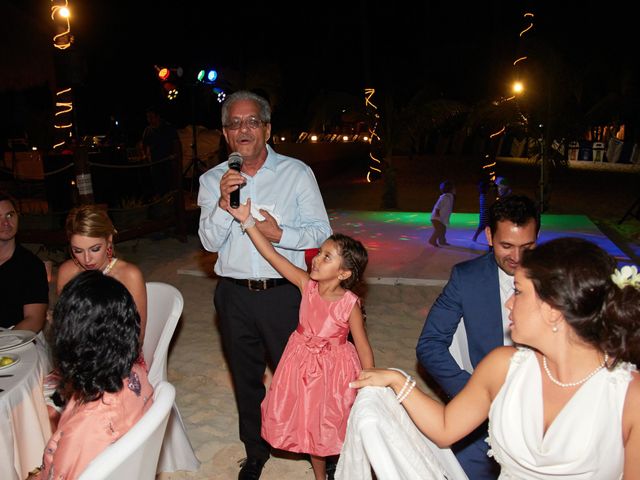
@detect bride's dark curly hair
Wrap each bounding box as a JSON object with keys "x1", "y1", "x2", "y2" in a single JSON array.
[
  {"x1": 51, "y1": 270, "x2": 140, "y2": 403},
  {"x1": 521, "y1": 237, "x2": 640, "y2": 366}
]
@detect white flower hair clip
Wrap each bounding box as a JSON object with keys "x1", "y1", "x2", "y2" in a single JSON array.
[{"x1": 611, "y1": 265, "x2": 640, "y2": 289}]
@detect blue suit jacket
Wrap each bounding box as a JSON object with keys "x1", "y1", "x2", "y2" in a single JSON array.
[{"x1": 416, "y1": 252, "x2": 504, "y2": 398}]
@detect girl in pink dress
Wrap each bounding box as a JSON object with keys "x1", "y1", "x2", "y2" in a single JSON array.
[{"x1": 228, "y1": 199, "x2": 374, "y2": 480}]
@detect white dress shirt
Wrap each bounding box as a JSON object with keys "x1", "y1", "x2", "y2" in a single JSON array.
[
  {"x1": 197, "y1": 145, "x2": 332, "y2": 279},
  {"x1": 498, "y1": 267, "x2": 514, "y2": 346}
]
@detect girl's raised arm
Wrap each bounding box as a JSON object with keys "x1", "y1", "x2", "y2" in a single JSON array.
[{"x1": 228, "y1": 199, "x2": 309, "y2": 292}]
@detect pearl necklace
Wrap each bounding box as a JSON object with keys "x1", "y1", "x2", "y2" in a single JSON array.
[
  {"x1": 542, "y1": 353, "x2": 608, "y2": 388},
  {"x1": 102, "y1": 257, "x2": 118, "y2": 276}
]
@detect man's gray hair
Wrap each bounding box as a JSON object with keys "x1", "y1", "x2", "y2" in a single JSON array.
[{"x1": 221, "y1": 91, "x2": 271, "y2": 126}]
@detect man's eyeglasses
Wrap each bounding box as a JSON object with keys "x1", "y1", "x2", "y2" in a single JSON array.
[{"x1": 224, "y1": 117, "x2": 265, "y2": 130}]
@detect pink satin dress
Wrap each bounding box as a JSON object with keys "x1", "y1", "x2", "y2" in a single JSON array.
[{"x1": 261, "y1": 280, "x2": 362, "y2": 456}]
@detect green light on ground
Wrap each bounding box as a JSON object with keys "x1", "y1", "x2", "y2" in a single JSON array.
[{"x1": 331, "y1": 210, "x2": 594, "y2": 230}]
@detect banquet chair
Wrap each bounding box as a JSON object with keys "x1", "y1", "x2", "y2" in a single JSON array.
[
  {"x1": 336, "y1": 386, "x2": 468, "y2": 480},
  {"x1": 449, "y1": 319, "x2": 474, "y2": 374},
  {"x1": 77, "y1": 381, "x2": 175, "y2": 480},
  {"x1": 143, "y1": 282, "x2": 184, "y2": 386},
  {"x1": 143, "y1": 282, "x2": 200, "y2": 473}
]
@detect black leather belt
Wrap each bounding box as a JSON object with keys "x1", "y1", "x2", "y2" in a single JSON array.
[{"x1": 223, "y1": 277, "x2": 290, "y2": 291}]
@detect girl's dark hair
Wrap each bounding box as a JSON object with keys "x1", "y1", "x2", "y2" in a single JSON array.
[
  {"x1": 51, "y1": 270, "x2": 140, "y2": 403},
  {"x1": 329, "y1": 233, "x2": 368, "y2": 290},
  {"x1": 521, "y1": 237, "x2": 640, "y2": 365}
]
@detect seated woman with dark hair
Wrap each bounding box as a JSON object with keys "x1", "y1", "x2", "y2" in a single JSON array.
[{"x1": 30, "y1": 270, "x2": 153, "y2": 479}]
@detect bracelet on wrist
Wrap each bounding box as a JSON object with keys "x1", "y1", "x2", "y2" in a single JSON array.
[
  {"x1": 395, "y1": 375, "x2": 411, "y2": 399},
  {"x1": 240, "y1": 216, "x2": 256, "y2": 233},
  {"x1": 398, "y1": 379, "x2": 416, "y2": 403},
  {"x1": 388, "y1": 368, "x2": 414, "y2": 403}
]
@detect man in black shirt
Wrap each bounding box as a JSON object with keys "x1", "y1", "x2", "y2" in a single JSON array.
[{"x1": 0, "y1": 192, "x2": 48, "y2": 331}]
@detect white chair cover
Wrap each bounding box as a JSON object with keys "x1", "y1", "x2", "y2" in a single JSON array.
[
  {"x1": 336, "y1": 386, "x2": 467, "y2": 480},
  {"x1": 144, "y1": 282, "x2": 200, "y2": 473},
  {"x1": 78, "y1": 381, "x2": 176, "y2": 480},
  {"x1": 449, "y1": 319, "x2": 473, "y2": 374}
]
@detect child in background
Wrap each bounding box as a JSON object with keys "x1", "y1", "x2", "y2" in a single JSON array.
[
  {"x1": 472, "y1": 179, "x2": 490, "y2": 242},
  {"x1": 494, "y1": 176, "x2": 512, "y2": 200},
  {"x1": 227, "y1": 199, "x2": 374, "y2": 480},
  {"x1": 428, "y1": 180, "x2": 455, "y2": 247}
]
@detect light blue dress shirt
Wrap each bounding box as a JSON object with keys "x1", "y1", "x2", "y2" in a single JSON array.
[{"x1": 197, "y1": 145, "x2": 332, "y2": 279}]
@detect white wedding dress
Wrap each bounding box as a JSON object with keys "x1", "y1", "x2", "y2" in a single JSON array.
[{"x1": 488, "y1": 348, "x2": 636, "y2": 479}]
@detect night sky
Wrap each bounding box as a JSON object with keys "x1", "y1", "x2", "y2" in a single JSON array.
[{"x1": 5, "y1": 1, "x2": 636, "y2": 142}]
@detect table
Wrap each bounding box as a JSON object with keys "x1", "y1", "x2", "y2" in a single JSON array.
[{"x1": 0, "y1": 340, "x2": 52, "y2": 480}]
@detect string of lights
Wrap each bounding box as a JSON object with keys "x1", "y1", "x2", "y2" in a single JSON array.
[
  {"x1": 482, "y1": 9, "x2": 534, "y2": 192},
  {"x1": 364, "y1": 88, "x2": 382, "y2": 182},
  {"x1": 50, "y1": 0, "x2": 71, "y2": 50},
  {"x1": 51, "y1": 0, "x2": 74, "y2": 149}
]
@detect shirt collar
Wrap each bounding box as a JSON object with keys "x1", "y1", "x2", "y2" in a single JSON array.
[
  {"x1": 497, "y1": 266, "x2": 514, "y2": 293},
  {"x1": 261, "y1": 144, "x2": 279, "y2": 172}
]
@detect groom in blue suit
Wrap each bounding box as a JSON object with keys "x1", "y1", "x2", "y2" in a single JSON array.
[{"x1": 417, "y1": 194, "x2": 539, "y2": 480}]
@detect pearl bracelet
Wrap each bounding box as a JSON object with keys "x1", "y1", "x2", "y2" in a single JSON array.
[
  {"x1": 389, "y1": 368, "x2": 416, "y2": 404},
  {"x1": 397, "y1": 379, "x2": 416, "y2": 403},
  {"x1": 240, "y1": 216, "x2": 255, "y2": 233}
]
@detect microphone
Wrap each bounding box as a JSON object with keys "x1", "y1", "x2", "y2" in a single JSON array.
[{"x1": 228, "y1": 152, "x2": 243, "y2": 209}]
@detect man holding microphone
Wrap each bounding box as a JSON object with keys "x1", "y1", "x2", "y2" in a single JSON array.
[{"x1": 197, "y1": 91, "x2": 331, "y2": 480}]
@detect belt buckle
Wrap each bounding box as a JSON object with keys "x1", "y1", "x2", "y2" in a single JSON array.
[{"x1": 248, "y1": 279, "x2": 267, "y2": 291}]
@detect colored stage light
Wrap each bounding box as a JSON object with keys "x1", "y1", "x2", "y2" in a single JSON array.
[
  {"x1": 158, "y1": 68, "x2": 170, "y2": 81},
  {"x1": 197, "y1": 68, "x2": 218, "y2": 83}
]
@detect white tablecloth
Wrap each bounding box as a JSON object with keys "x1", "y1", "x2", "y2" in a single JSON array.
[{"x1": 0, "y1": 340, "x2": 51, "y2": 480}]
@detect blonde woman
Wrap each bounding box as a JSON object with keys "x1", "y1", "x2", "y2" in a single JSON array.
[{"x1": 57, "y1": 204, "x2": 147, "y2": 345}]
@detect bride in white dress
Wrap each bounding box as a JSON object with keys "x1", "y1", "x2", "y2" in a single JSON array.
[{"x1": 344, "y1": 238, "x2": 640, "y2": 479}]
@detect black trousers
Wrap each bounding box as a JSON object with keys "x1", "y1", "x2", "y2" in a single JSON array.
[{"x1": 214, "y1": 277, "x2": 301, "y2": 460}]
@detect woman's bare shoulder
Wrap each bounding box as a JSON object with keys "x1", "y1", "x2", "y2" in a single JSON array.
[
  {"x1": 473, "y1": 346, "x2": 520, "y2": 396},
  {"x1": 113, "y1": 259, "x2": 145, "y2": 283},
  {"x1": 626, "y1": 370, "x2": 640, "y2": 400},
  {"x1": 483, "y1": 345, "x2": 520, "y2": 364},
  {"x1": 56, "y1": 260, "x2": 81, "y2": 292},
  {"x1": 623, "y1": 369, "x2": 640, "y2": 437},
  {"x1": 57, "y1": 259, "x2": 78, "y2": 275}
]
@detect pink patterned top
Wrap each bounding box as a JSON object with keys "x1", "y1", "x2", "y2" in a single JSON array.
[{"x1": 36, "y1": 362, "x2": 153, "y2": 479}]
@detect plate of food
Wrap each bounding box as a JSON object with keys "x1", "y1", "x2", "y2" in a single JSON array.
[
  {"x1": 0, "y1": 354, "x2": 20, "y2": 370},
  {"x1": 0, "y1": 330, "x2": 36, "y2": 352}
]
